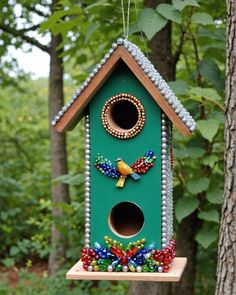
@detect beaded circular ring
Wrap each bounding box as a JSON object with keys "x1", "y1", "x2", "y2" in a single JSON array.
[{"x1": 101, "y1": 94, "x2": 146, "y2": 139}]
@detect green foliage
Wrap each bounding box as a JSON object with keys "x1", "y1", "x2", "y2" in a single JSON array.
[
  {"x1": 196, "y1": 226, "x2": 218, "y2": 249},
  {"x1": 175, "y1": 197, "x2": 199, "y2": 223},
  {"x1": 0, "y1": 268, "x2": 128, "y2": 294},
  {"x1": 191, "y1": 12, "x2": 214, "y2": 25},
  {"x1": 156, "y1": 4, "x2": 182, "y2": 24},
  {"x1": 197, "y1": 119, "x2": 220, "y2": 142},
  {"x1": 137, "y1": 8, "x2": 167, "y2": 40}
]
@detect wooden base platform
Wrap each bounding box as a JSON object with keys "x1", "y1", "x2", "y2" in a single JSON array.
[{"x1": 66, "y1": 257, "x2": 187, "y2": 282}]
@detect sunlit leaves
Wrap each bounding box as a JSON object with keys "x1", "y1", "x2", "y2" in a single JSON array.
[
  {"x1": 175, "y1": 197, "x2": 199, "y2": 223},
  {"x1": 198, "y1": 209, "x2": 219, "y2": 223},
  {"x1": 197, "y1": 119, "x2": 220, "y2": 142},
  {"x1": 207, "y1": 189, "x2": 224, "y2": 204},
  {"x1": 187, "y1": 178, "x2": 210, "y2": 194},
  {"x1": 172, "y1": 0, "x2": 199, "y2": 11},
  {"x1": 156, "y1": 4, "x2": 182, "y2": 24},
  {"x1": 199, "y1": 59, "x2": 224, "y2": 89},
  {"x1": 189, "y1": 87, "x2": 221, "y2": 101},
  {"x1": 168, "y1": 80, "x2": 189, "y2": 95},
  {"x1": 196, "y1": 226, "x2": 218, "y2": 248},
  {"x1": 137, "y1": 8, "x2": 167, "y2": 40},
  {"x1": 192, "y1": 12, "x2": 214, "y2": 25}
]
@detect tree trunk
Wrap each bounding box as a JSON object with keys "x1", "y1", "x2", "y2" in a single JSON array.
[
  {"x1": 48, "y1": 1, "x2": 70, "y2": 275},
  {"x1": 128, "y1": 1, "x2": 198, "y2": 294},
  {"x1": 143, "y1": 0, "x2": 175, "y2": 81},
  {"x1": 215, "y1": 0, "x2": 236, "y2": 294}
]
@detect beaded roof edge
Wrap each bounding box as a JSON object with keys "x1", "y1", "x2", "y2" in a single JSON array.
[{"x1": 51, "y1": 38, "x2": 196, "y2": 132}]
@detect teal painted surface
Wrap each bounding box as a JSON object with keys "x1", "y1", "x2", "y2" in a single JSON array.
[{"x1": 89, "y1": 62, "x2": 162, "y2": 248}]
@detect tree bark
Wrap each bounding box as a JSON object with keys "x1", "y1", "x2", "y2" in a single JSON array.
[
  {"x1": 143, "y1": 0, "x2": 175, "y2": 81},
  {"x1": 48, "y1": 0, "x2": 70, "y2": 275},
  {"x1": 215, "y1": 0, "x2": 236, "y2": 294},
  {"x1": 128, "y1": 1, "x2": 197, "y2": 294}
]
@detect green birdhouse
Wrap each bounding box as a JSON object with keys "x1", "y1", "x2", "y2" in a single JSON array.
[{"x1": 52, "y1": 38, "x2": 196, "y2": 275}]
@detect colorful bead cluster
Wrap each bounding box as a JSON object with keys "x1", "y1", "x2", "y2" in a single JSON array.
[
  {"x1": 81, "y1": 236, "x2": 176, "y2": 273},
  {"x1": 95, "y1": 154, "x2": 120, "y2": 178},
  {"x1": 101, "y1": 94, "x2": 146, "y2": 139},
  {"x1": 131, "y1": 150, "x2": 156, "y2": 174}
]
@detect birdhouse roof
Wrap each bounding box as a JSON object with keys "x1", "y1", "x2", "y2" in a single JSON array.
[{"x1": 52, "y1": 38, "x2": 196, "y2": 136}]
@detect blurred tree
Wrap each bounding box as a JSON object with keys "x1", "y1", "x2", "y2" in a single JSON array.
[
  {"x1": 0, "y1": 0, "x2": 70, "y2": 275},
  {"x1": 215, "y1": 0, "x2": 236, "y2": 294}
]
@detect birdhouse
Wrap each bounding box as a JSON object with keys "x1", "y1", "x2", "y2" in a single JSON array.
[{"x1": 52, "y1": 38, "x2": 195, "y2": 280}]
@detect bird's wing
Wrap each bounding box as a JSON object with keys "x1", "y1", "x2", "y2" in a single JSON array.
[
  {"x1": 131, "y1": 150, "x2": 156, "y2": 174},
  {"x1": 95, "y1": 154, "x2": 120, "y2": 178}
]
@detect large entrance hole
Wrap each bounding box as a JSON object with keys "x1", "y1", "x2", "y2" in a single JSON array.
[
  {"x1": 101, "y1": 94, "x2": 146, "y2": 139},
  {"x1": 108, "y1": 202, "x2": 144, "y2": 238},
  {"x1": 110, "y1": 100, "x2": 139, "y2": 130}
]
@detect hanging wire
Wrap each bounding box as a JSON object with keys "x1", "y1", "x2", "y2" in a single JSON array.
[
  {"x1": 134, "y1": 0, "x2": 149, "y2": 57},
  {"x1": 121, "y1": 0, "x2": 131, "y2": 39},
  {"x1": 120, "y1": 0, "x2": 126, "y2": 38},
  {"x1": 125, "y1": 0, "x2": 131, "y2": 39}
]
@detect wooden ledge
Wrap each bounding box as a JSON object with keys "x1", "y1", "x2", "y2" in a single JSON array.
[{"x1": 66, "y1": 257, "x2": 187, "y2": 282}]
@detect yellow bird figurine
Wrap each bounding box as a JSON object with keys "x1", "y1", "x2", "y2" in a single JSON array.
[{"x1": 115, "y1": 158, "x2": 140, "y2": 188}]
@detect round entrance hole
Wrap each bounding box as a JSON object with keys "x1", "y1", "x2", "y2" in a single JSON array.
[
  {"x1": 101, "y1": 94, "x2": 146, "y2": 139},
  {"x1": 108, "y1": 202, "x2": 144, "y2": 238},
  {"x1": 110, "y1": 100, "x2": 139, "y2": 130}
]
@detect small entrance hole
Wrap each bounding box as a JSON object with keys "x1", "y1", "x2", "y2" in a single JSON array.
[
  {"x1": 108, "y1": 202, "x2": 144, "y2": 238},
  {"x1": 110, "y1": 100, "x2": 139, "y2": 130}
]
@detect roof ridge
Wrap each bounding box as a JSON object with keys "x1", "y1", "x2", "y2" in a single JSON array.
[{"x1": 52, "y1": 38, "x2": 196, "y2": 132}]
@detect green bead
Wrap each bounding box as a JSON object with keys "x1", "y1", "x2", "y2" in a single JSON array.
[
  {"x1": 100, "y1": 265, "x2": 107, "y2": 271},
  {"x1": 149, "y1": 266, "x2": 155, "y2": 272},
  {"x1": 142, "y1": 265, "x2": 149, "y2": 272},
  {"x1": 115, "y1": 264, "x2": 122, "y2": 272}
]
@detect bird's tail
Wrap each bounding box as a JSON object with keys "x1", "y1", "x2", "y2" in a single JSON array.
[
  {"x1": 116, "y1": 177, "x2": 126, "y2": 188},
  {"x1": 130, "y1": 172, "x2": 140, "y2": 181}
]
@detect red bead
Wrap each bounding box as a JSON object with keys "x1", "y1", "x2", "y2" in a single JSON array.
[
  {"x1": 126, "y1": 250, "x2": 133, "y2": 258},
  {"x1": 163, "y1": 264, "x2": 170, "y2": 272},
  {"x1": 82, "y1": 248, "x2": 88, "y2": 254},
  {"x1": 120, "y1": 256, "x2": 128, "y2": 265},
  {"x1": 111, "y1": 246, "x2": 123, "y2": 257}
]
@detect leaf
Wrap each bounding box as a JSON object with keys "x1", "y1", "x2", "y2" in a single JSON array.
[
  {"x1": 174, "y1": 147, "x2": 205, "y2": 159},
  {"x1": 10, "y1": 246, "x2": 20, "y2": 256},
  {"x1": 199, "y1": 59, "x2": 223, "y2": 89},
  {"x1": 54, "y1": 174, "x2": 84, "y2": 185},
  {"x1": 138, "y1": 8, "x2": 168, "y2": 40},
  {"x1": 196, "y1": 227, "x2": 218, "y2": 248},
  {"x1": 175, "y1": 197, "x2": 199, "y2": 222},
  {"x1": 191, "y1": 12, "x2": 214, "y2": 25},
  {"x1": 202, "y1": 155, "x2": 218, "y2": 168},
  {"x1": 84, "y1": 0, "x2": 111, "y2": 11},
  {"x1": 189, "y1": 87, "x2": 222, "y2": 102},
  {"x1": 207, "y1": 189, "x2": 224, "y2": 204},
  {"x1": 156, "y1": 4, "x2": 182, "y2": 24},
  {"x1": 1, "y1": 258, "x2": 15, "y2": 268},
  {"x1": 198, "y1": 209, "x2": 219, "y2": 223},
  {"x1": 173, "y1": 0, "x2": 199, "y2": 11},
  {"x1": 187, "y1": 178, "x2": 210, "y2": 194},
  {"x1": 85, "y1": 23, "x2": 100, "y2": 44},
  {"x1": 168, "y1": 80, "x2": 189, "y2": 95},
  {"x1": 197, "y1": 119, "x2": 220, "y2": 142}
]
